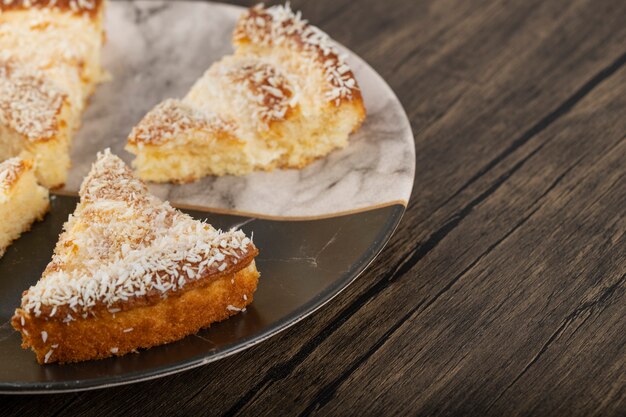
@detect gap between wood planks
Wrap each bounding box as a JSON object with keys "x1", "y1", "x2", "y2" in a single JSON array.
[
  {"x1": 5, "y1": 2, "x2": 623, "y2": 416},
  {"x1": 213, "y1": 49, "x2": 626, "y2": 417},
  {"x1": 485, "y1": 270, "x2": 626, "y2": 412}
]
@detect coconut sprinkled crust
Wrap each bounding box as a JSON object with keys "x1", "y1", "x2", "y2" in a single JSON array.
[
  {"x1": 223, "y1": 59, "x2": 296, "y2": 126},
  {"x1": 127, "y1": 99, "x2": 237, "y2": 146},
  {"x1": 0, "y1": 3, "x2": 105, "y2": 81},
  {"x1": 126, "y1": 2, "x2": 365, "y2": 181},
  {"x1": 234, "y1": 3, "x2": 360, "y2": 105},
  {"x1": 0, "y1": 0, "x2": 106, "y2": 187},
  {"x1": 0, "y1": 0, "x2": 104, "y2": 16},
  {"x1": 0, "y1": 60, "x2": 66, "y2": 141},
  {"x1": 19, "y1": 149, "x2": 257, "y2": 321},
  {"x1": 0, "y1": 156, "x2": 31, "y2": 192}
]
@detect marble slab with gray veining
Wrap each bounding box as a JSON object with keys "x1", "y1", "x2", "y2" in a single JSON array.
[{"x1": 64, "y1": 1, "x2": 415, "y2": 218}]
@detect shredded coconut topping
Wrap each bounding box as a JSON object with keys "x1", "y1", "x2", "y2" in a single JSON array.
[
  {"x1": 224, "y1": 59, "x2": 295, "y2": 126},
  {"x1": 0, "y1": 60, "x2": 65, "y2": 141},
  {"x1": 235, "y1": 3, "x2": 359, "y2": 105},
  {"x1": 128, "y1": 99, "x2": 236, "y2": 145},
  {"x1": 0, "y1": 156, "x2": 29, "y2": 191},
  {"x1": 21, "y1": 149, "x2": 256, "y2": 319},
  {"x1": 0, "y1": 0, "x2": 102, "y2": 15},
  {"x1": 0, "y1": 5, "x2": 102, "y2": 84}
]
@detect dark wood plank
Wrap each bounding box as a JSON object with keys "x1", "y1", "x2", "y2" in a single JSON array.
[
  {"x1": 2, "y1": 0, "x2": 625, "y2": 416},
  {"x1": 303, "y1": 69, "x2": 626, "y2": 417}
]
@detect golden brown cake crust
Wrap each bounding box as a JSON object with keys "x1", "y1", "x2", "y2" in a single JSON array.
[
  {"x1": 226, "y1": 59, "x2": 297, "y2": 126},
  {"x1": 234, "y1": 3, "x2": 363, "y2": 106},
  {"x1": 17, "y1": 150, "x2": 258, "y2": 319},
  {"x1": 12, "y1": 261, "x2": 260, "y2": 364},
  {"x1": 11, "y1": 150, "x2": 260, "y2": 364},
  {"x1": 0, "y1": 0, "x2": 105, "y2": 17},
  {"x1": 127, "y1": 99, "x2": 238, "y2": 146},
  {"x1": 33, "y1": 245, "x2": 258, "y2": 320},
  {"x1": 0, "y1": 0, "x2": 106, "y2": 188},
  {"x1": 0, "y1": 157, "x2": 32, "y2": 192},
  {"x1": 0, "y1": 60, "x2": 67, "y2": 142},
  {"x1": 126, "y1": 3, "x2": 366, "y2": 181},
  {"x1": 0, "y1": 156, "x2": 50, "y2": 257}
]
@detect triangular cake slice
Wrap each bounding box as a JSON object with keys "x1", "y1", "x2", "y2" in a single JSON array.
[
  {"x1": 12, "y1": 150, "x2": 260, "y2": 364},
  {"x1": 126, "y1": 3, "x2": 366, "y2": 182},
  {"x1": 0, "y1": 0, "x2": 107, "y2": 188},
  {"x1": 0, "y1": 157, "x2": 49, "y2": 257}
]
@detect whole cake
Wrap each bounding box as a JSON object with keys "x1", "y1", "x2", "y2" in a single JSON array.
[
  {"x1": 0, "y1": 0, "x2": 107, "y2": 188},
  {"x1": 12, "y1": 149, "x2": 260, "y2": 364},
  {"x1": 126, "y1": 3, "x2": 366, "y2": 182}
]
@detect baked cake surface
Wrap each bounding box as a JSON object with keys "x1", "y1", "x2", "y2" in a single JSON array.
[
  {"x1": 0, "y1": 0, "x2": 106, "y2": 188},
  {"x1": 11, "y1": 149, "x2": 260, "y2": 364},
  {"x1": 126, "y1": 3, "x2": 366, "y2": 182},
  {"x1": 0, "y1": 157, "x2": 49, "y2": 257}
]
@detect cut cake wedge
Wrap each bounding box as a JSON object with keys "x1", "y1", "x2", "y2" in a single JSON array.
[
  {"x1": 12, "y1": 149, "x2": 260, "y2": 364},
  {"x1": 0, "y1": 0, "x2": 107, "y2": 188},
  {"x1": 0, "y1": 157, "x2": 49, "y2": 258},
  {"x1": 126, "y1": 3, "x2": 366, "y2": 182}
]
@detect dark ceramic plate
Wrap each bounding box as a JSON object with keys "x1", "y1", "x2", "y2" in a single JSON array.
[
  {"x1": 0, "y1": 1, "x2": 415, "y2": 393},
  {"x1": 0, "y1": 196, "x2": 406, "y2": 393}
]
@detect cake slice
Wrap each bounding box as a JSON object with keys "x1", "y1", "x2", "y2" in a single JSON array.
[
  {"x1": 126, "y1": 3, "x2": 366, "y2": 182},
  {"x1": 0, "y1": 0, "x2": 107, "y2": 188},
  {"x1": 0, "y1": 157, "x2": 49, "y2": 258},
  {"x1": 12, "y1": 149, "x2": 260, "y2": 364}
]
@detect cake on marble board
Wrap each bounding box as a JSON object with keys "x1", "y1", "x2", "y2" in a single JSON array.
[
  {"x1": 126, "y1": 3, "x2": 366, "y2": 183},
  {"x1": 12, "y1": 149, "x2": 260, "y2": 364},
  {"x1": 0, "y1": 0, "x2": 107, "y2": 188}
]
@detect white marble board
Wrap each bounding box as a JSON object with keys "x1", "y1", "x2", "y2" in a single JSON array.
[{"x1": 64, "y1": 1, "x2": 415, "y2": 218}]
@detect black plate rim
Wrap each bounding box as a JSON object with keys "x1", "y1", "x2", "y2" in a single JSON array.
[
  {"x1": 0, "y1": 203, "x2": 406, "y2": 394},
  {"x1": 0, "y1": 0, "x2": 415, "y2": 392}
]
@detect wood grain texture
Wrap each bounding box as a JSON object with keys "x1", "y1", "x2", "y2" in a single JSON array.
[{"x1": 2, "y1": 0, "x2": 625, "y2": 415}]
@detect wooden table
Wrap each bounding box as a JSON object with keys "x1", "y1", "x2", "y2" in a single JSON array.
[{"x1": 4, "y1": 0, "x2": 625, "y2": 415}]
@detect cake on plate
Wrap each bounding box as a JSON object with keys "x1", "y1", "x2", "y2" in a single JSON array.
[
  {"x1": 12, "y1": 149, "x2": 260, "y2": 364},
  {"x1": 126, "y1": 3, "x2": 366, "y2": 182},
  {"x1": 0, "y1": 157, "x2": 49, "y2": 258},
  {"x1": 0, "y1": 0, "x2": 107, "y2": 188}
]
